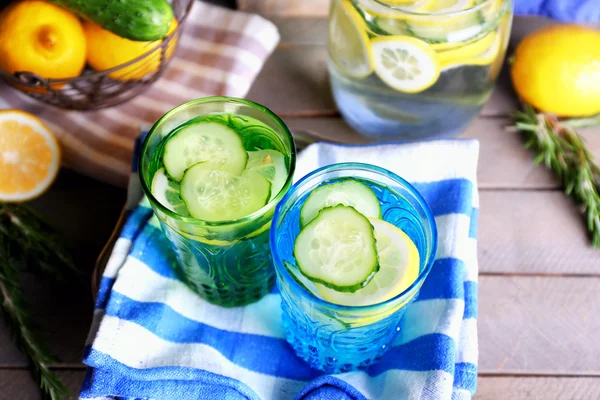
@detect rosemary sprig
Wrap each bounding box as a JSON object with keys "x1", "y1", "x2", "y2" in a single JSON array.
[
  {"x1": 514, "y1": 105, "x2": 600, "y2": 247},
  {"x1": 0, "y1": 203, "x2": 74, "y2": 399},
  {"x1": 0, "y1": 204, "x2": 76, "y2": 278},
  {"x1": 563, "y1": 113, "x2": 600, "y2": 130}
]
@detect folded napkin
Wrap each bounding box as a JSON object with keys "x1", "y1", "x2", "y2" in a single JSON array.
[
  {"x1": 0, "y1": 2, "x2": 279, "y2": 187},
  {"x1": 81, "y1": 139, "x2": 480, "y2": 400}
]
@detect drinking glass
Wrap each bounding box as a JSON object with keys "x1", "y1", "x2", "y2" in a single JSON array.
[
  {"x1": 140, "y1": 97, "x2": 296, "y2": 307},
  {"x1": 271, "y1": 162, "x2": 437, "y2": 372},
  {"x1": 328, "y1": 0, "x2": 513, "y2": 141}
]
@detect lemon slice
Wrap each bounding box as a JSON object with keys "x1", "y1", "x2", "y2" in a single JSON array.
[
  {"x1": 427, "y1": 0, "x2": 473, "y2": 12},
  {"x1": 359, "y1": 0, "x2": 432, "y2": 18},
  {"x1": 440, "y1": 31, "x2": 501, "y2": 70},
  {"x1": 371, "y1": 36, "x2": 440, "y2": 93},
  {"x1": 0, "y1": 110, "x2": 60, "y2": 202},
  {"x1": 404, "y1": 0, "x2": 481, "y2": 44},
  {"x1": 317, "y1": 218, "x2": 420, "y2": 307},
  {"x1": 438, "y1": 32, "x2": 495, "y2": 66},
  {"x1": 329, "y1": 0, "x2": 373, "y2": 78}
]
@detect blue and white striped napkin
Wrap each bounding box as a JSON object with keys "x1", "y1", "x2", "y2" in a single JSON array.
[{"x1": 81, "y1": 138, "x2": 480, "y2": 400}]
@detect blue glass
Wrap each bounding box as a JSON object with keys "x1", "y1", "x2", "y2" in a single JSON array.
[{"x1": 271, "y1": 163, "x2": 438, "y2": 373}]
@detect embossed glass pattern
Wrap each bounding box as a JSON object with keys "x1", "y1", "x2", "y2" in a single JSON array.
[
  {"x1": 271, "y1": 163, "x2": 437, "y2": 372},
  {"x1": 140, "y1": 97, "x2": 296, "y2": 307}
]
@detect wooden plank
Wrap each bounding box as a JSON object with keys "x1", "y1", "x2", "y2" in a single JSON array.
[
  {"x1": 247, "y1": 47, "x2": 336, "y2": 116},
  {"x1": 479, "y1": 191, "x2": 600, "y2": 275},
  {"x1": 270, "y1": 17, "x2": 329, "y2": 46},
  {"x1": 283, "y1": 117, "x2": 600, "y2": 190},
  {"x1": 477, "y1": 377, "x2": 600, "y2": 399},
  {"x1": 238, "y1": 0, "x2": 330, "y2": 16},
  {"x1": 0, "y1": 169, "x2": 126, "y2": 366},
  {"x1": 479, "y1": 276, "x2": 600, "y2": 375},
  {"x1": 0, "y1": 369, "x2": 86, "y2": 400}
]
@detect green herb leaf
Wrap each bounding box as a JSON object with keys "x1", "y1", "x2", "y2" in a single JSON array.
[
  {"x1": 514, "y1": 105, "x2": 600, "y2": 247},
  {"x1": 0, "y1": 203, "x2": 74, "y2": 399}
]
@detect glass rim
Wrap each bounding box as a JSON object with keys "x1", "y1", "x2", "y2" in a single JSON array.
[
  {"x1": 364, "y1": 0, "x2": 495, "y2": 17},
  {"x1": 139, "y1": 96, "x2": 297, "y2": 227},
  {"x1": 271, "y1": 162, "x2": 438, "y2": 312}
]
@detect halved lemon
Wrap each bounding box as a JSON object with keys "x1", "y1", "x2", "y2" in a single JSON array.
[
  {"x1": 316, "y1": 218, "x2": 420, "y2": 307},
  {"x1": 371, "y1": 36, "x2": 440, "y2": 93},
  {"x1": 440, "y1": 31, "x2": 501, "y2": 70},
  {"x1": 329, "y1": 0, "x2": 373, "y2": 78},
  {"x1": 0, "y1": 110, "x2": 60, "y2": 202}
]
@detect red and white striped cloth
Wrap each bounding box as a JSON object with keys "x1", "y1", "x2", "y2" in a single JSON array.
[{"x1": 0, "y1": 2, "x2": 280, "y2": 186}]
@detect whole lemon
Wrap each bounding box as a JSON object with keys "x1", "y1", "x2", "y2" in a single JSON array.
[
  {"x1": 0, "y1": 1, "x2": 86, "y2": 80},
  {"x1": 511, "y1": 25, "x2": 600, "y2": 117},
  {"x1": 84, "y1": 19, "x2": 179, "y2": 81}
]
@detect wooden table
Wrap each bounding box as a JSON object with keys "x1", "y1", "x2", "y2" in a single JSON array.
[{"x1": 1, "y1": 12, "x2": 599, "y2": 400}]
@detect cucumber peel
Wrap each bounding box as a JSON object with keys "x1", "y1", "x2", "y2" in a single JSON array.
[
  {"x1": 48, "y1": 0, "x2": 174, "y2": 41},
  {"x1": 300, "y1": 179, "x2": 382, "y2": 226},
  {"x1": 246, "y1": 149, "x2": 288, "y2": 200},
  {"x1": 151, "y1": 168, "x2": 190, "y2": 216},
  {"x1": 163, "y1": 121, "x2": 248, "y2": 182},
  {"x1": 294, "y1": 205, "x2": 380, "y2": 292}
]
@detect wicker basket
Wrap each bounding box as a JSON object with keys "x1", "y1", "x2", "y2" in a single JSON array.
[{"x1": 0, "y1": 0, "x2": 193, "y2": 111}]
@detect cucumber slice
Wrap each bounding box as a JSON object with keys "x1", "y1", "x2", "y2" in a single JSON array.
[
  {"x1": 374, "y1": 17, "x2": 412, "y2": 36},
  {"x1": 151, "y1": 168, "x2": 190, "y2": 216},
  {"x1": 246, "y1": 150, "x2": 288, "y2": 200},
  {"x1": 163, "y1": 121, "x2": 248, "y2": 182},
  {"x1": 300, "y1": 179, "x2": 382, "y2": 227},
  {"x1": 284, "y1": 261, "x2": 351, "y2": 330},
  {"x1": 180, "y1": 163, "x2": 271, "y2": 222},
  {"x1": 406, "y1": 14, "x2": 484, "y2": 44},
  {"x1": 317, "y1": 218, "x2": 420, "y2": 307},
  {"x1": 294, "y1": 205, "x2": 379, "y2": 292}
]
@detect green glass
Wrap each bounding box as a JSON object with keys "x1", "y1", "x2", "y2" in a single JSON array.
[{"x1": 139, "y1": 97, "x2": 296, "y2": 307}]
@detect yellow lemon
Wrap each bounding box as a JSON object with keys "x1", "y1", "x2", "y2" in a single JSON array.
[
  {"x1": 511, "y1": 25, "x2": 600, "y2": 117},
  {"x1": 84, "y1": 19, "x2": 179, "y2": 81},
  {"x1": 0, "y1": 110, "x2": 61, "y2": 202},
  {"x1": 0, "y1": 1, "x2": 86, "y2": 81}
]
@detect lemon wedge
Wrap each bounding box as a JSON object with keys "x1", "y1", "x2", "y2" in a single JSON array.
[
  {"x1": 317, "y1": 218, "x2": 420, "y2": 307},
  {"x1": 329, "y1": 0, "x2": 373, "y2": 78},
  {"x1": 371, "y1": 36, "x2": 440, "y2": 93}
]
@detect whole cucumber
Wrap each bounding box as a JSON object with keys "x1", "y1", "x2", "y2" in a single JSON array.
[{"x1": 48, "y1": 0, "x2": 174, "y2": 41}]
